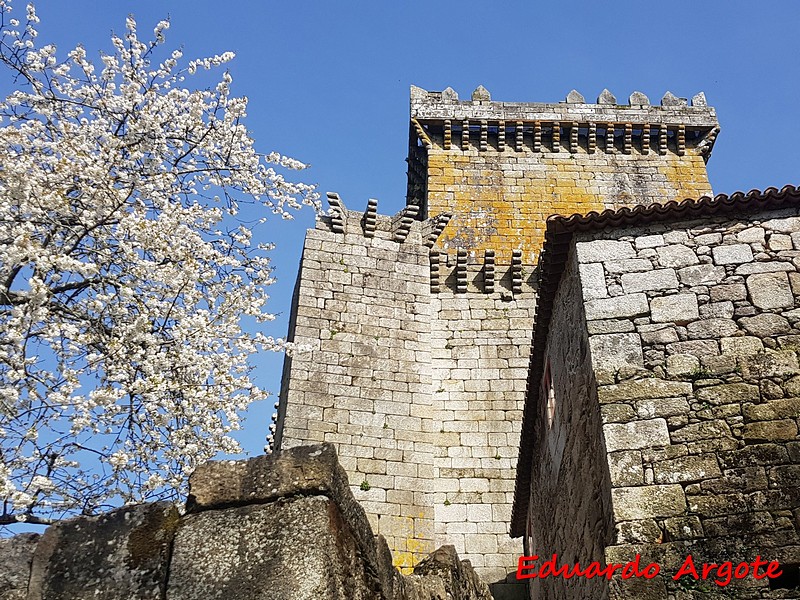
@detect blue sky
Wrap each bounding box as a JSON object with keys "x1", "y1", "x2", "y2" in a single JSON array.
[{"x1": 10, "y1": 1, "x2": 800, "y2": 458}]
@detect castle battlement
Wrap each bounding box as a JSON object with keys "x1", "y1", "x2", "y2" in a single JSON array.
[
  {"x1": 410, "y1": 85, "x2": 718, "y2": 138},
  {"x1": 407, "y1": 86, "x2": 718, "y2": 265}
]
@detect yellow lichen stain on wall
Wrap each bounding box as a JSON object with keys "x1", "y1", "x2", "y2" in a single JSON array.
[
  {"x1": 379, "y1": 512, "x2": 435, "y2": 573},
  {"x1": 425, "y1": 148, "x2": 713, "y2": 263},
  {"x1": 394, "y1": 537, "x2": 434, "y2": 574},
  {"x1": 426, "y1": 151, "x2": 606, "y2": 264},
  {"x1": 658, "y1": 152, "x2": 713, "y2": 203}
]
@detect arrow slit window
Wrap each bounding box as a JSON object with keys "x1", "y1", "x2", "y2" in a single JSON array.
[{"x1": 543, "y1": 360, "x2": 555, "y2": 429}]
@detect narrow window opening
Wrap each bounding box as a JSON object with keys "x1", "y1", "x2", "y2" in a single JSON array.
[{"x1": 542, "y1": 360, "x2": 555, "y2": 429}]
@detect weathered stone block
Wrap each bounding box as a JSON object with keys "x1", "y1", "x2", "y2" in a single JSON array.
[
  {"x1": 746, "y1": 272, "x2": 794, "y2": 310},
  {"x1": 739, "y1": 313, "x2": 791, "y2": 337},
  {"x1": 735, "y1": 261, "x2": 795, "y2": 275},
  {"x1": 653, "y1": 455, "x2": 721, "y2": 484},
  {"x1": 650, "y1": 293, "x2": 699, "y2": 324},
  {"x1": 768, "y1": 233, "x2": 794, "y2": 250},
  {"x1": 585, "y1": 293, "x2": 649, "y2": 321},
  {"x1": 635, "y1": 234, "x2": 665, "y2": 250},
  {"x1": 712, "y1": 244, "x2": 754, "y2": 265},
  {"x1": 663, "y1": 516, "x2": 704, "y2": 540},
  {"x1": 671, "y1": 419, "x2": 733, "y2": 443},
  {"x1": 576, "y1": 240, "x2": 635, "y2": 263},
  {"x1": 615, "y1": 519, "x2": 661, "y2": 544},
  {"x1": 589, "y1": 333, "x2": 643, "y2": 370},
  {"x1": 169, "y1": 497, "x2": 378, "y2": 600},
  {"x1": 190, "y1": 443, "x2": 344, "y2": 508},
  {"x1": 404, "y1": 545, "x2": 493, "y2": 600},
  {"x1": 638, "y1": 324, "x2": 678, "y2": 344},
  {"x1": 786, "y1": 375, "x2": 800, "y2": 396},
  {"x1": 611, "y1": 485, "x2": 686, "y2": 520},
  {"x1": 742, "y1": 419, "x2": 798, "y2": 442},
  {"x1": 0, "y1": 533, "x2": 39, "y2": 600},
  {"x1": 699, "y1": 300, "x2": 735, "y2": 319},
  {"x1": 686, "y1": 318, "x2": 739, "y2": 339},
  {"x1": 636, "y1": 397, "x2": 690, "y2": 419},
  {"x1": 187, "y1": 444, "x2": 386, "y2": 566},
  {"x1": 620, "y1": 269, "x2": 678, "y2": 294},
  {"x1": 701, "y1": 353, "x2": 738, "y2": 375},
  {"x1": 694, "y1": 232, "x2": 722, "y2": 246},
  {"x1": 710, "y1": 283, "x2": 748, "y2": 302},
  {"x1": 665, "y1": 353, "x2": 699, "y2": 377},
  {"x1": 604, "y1": 259, "x2": 653, "y2": 274},
  {"x1": 720, "y1": 336, "x2": 764, "y2": 356},
  {"x1": 677, "y1": 264, "x2": 724, "y2": 286},
  {"x1": 598, "y1": 379, "x2": 692, "y2": 403},
  {"x1": 578, "y1": 262, "x2": 608, "y2": 300},
  {"x1": 740, "y1": 350, "x2": 800, "y2": 378},
  {"x1": 769, "y1": 465, "x2": 800, "y2": 488},
  {"x1": 743, "y1": 398, "x2": 800, "y2": 421},
  {"x1": 663, "y1": 231, "x2": 689, "y2": 245},
  {"x1": 695, "y1": 383, "x2": 759, "y2": 405},
  {"x1": 608, "y1": 451, "x2": 644, "y2": 486},
  {"x1": 704, "y1": 467, "x2": 770, "y2": 496},
  {"x1": 687, "y1": 493, "x2": 748, "y2": 518},
  {"x1": 602, "y1": 403, "x2": 638, "y2": 423},
  {"x1": 655, "y1": 245, "x2": 699, "y2": 269},
  {"x1": 763, "y1": 216, "x2": 800, "y2": 233},
  {"x1": 604, "y1": 419, "x2": 670, "y2": 452},
  {"x1": 736, "y1": 226, "x2": 766, "y2": 244},
  {"x1": 718, "y1": 444, "x2": 790, "y2": 469},
  {"x1": 587, "y1": 319, "x2": 636, "y2": 335},
  {"x1": 27, "y1": 503, "x2": 178, "y2": 600}
]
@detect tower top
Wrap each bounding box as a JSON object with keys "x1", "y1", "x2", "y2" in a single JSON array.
[
  {"x1": 406, "y1": 86, "x2": 720, "y2": 263},
  {"x1": 410, "y1": 85, "x2": 718, "y2": 130}
]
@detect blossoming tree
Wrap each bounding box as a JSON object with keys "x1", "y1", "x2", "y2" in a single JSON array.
[{"x1": 0, "y1": 2, "x2": 318, "y2": 525}]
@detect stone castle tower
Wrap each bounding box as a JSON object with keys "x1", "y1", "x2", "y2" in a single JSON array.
[{"x1": 273, "y1": 86, "x2": 720, "y2": 591}]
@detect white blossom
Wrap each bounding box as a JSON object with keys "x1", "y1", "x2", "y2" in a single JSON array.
[{"x1": 0, "y1": 1, "x2": 319, "y2": 526}]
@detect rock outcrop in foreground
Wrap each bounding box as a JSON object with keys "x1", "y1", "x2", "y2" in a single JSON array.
[{"x1": 0, "y1": 444, "x2": 493, "y2": 599}]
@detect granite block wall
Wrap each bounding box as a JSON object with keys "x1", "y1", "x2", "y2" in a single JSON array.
[
  {"x1": 574, "y1": 209, "x2": 800, "y2": 598},
  {"x1": 428, "y1": 282, "x2": 535, "y2": 588},
  {"x1": 275, "y1": 203, "x2": 536, "y2": 594},
  {"x1": 275, "y1": 208, "x2": 436, "y2": 571},
  {"x1": 525, "y1": 249, "x2": 615, "y2": 600}
]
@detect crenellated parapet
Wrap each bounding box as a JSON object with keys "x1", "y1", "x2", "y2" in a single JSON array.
[
  {"x1": 409, "y1": 85, "x2": 719, "y2": 159},
  {"x1": 314, "y1": 194, "x2": 538, "y2": 295},
  {"x1": 428, "y1": 247, "x2": 536, "y2": 295},
  {"x1": 317, "y1": 193, "x2": 428, "y2": 244}
]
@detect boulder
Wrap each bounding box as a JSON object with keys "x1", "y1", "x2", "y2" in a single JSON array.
[
  {"x1": 27, "y1": 502, "x2": 178, "y2": 600},
  {"x1": 402, "y1": 545, "x2": 492, "y2": 600},
  {"x1": 169, "y1": 496, "x2": 391, "y2": 600},
  {"x1": 0, "y1": 533, "x2": 39, "y2": 599}
]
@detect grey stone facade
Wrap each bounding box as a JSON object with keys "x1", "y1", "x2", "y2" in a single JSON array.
[
  {"x1": 515, "y1": 197, "x2": 800, "y2": 599},
  {"x1": 523, "y1": 249, "x2": 615, "y2": 600},
  {"x1": 274, "y1": 203, "x2": 534, "y2": 594}
]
